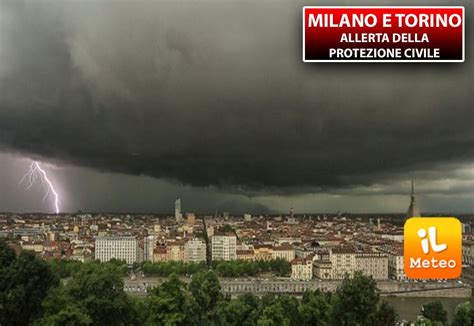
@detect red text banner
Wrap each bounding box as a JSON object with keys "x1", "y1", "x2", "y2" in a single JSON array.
[{"x1": 303, "y1": 6, "x2": 464, "y2": 63}]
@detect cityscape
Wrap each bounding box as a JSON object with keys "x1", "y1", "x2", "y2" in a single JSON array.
[
  {"x1": 1, "y1": 185, "x2": 474, "y2": 325},
  {"x1": 1, "y1": 0, "x2": 473, "y2": 325}
]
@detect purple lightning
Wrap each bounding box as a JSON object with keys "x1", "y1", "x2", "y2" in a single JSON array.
[{"x1": 20, "y1": 161, "x2": 60, "y2": 214}]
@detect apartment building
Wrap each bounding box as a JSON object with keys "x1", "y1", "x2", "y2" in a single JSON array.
[
  {"x1": 254, "y1": 245, "x2": 273, "y2": 261},
  {"x1": 462, "y1": 241, "x2": 474, "y2": 266},
  {"x1": 153, "y1": 245, "x2": 167, "y2": 262},
  {"x1": 330, "y1": 248, "x2": 356, "y2": 279},
  {"x1": 143, "y1": 235, "x2": 155, "y2": 262},
  {"x1": 355, "y1": 252, "x2": 388, "y2": 280},
  {"x1": 272, "y1": 243, "x2": 296, "y2": 262},
  {"x1": 167, "y1": 241, "x2": 185, "y2": 261},
  {"x1": 291, "y1": 256, "x2": 313, "y2": 280},
  {"x1": 237, "y1": 249, "x2": 255, "y2": 261},
  {"x1": 378, "y1": 245, "x2": 405, "y2": 280},
  {"x1": 184, "y1": 238, "x2": 206, "y2": 263},
  {"x1": 211, "y1": 234, "x2": 237, "y2": 261},
  {"x1": 313, "y1": 260, "x2": 332, "y2": 279},
  {"x1": 95, "y1": 236, "x2": 138, "y2": 264}
]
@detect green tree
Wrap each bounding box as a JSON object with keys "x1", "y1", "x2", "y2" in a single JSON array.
[
  {"x1": 0, "y1": 240, "x2": 15, "y2": 268},
  {"x1": 375, "y1": 300, "x2": 398, "y2": 326},
  {"x1": 47, "y1": 259, "x2": 83, "y2": 278},
  {"x1": 0, "y1": 251, "x2": 59, "y2": 326},
  {"x1": 40, "y1": 305, "x2": 92, "y2": 326},
  {"x1": 277, "y1": 295, "x2": 300, "y2": 325},
  {"x1": 189, "y1": 270, "x2": 223, "y2": 323},
  {"x1": 216, "y1": 294, "x2": 259, "y2": 326},
  {"x1": 330, "y1": 272, "x2": 380, "y2": 326},
  {"x1": 421, "y1": 300, "x2": 447, "y2": 324},
  {"x1": 257, "y1": 301, "x2": 290, "y2": 326},
  {"x1": 41, "y1": 262, "x2": 136, "y2": 326},
  {"x1": 299, "y1": 291, "x2": 331, "y2": 326},
  {"x1": 146, "y1": 273, "x2": 198, "y2": 325},
  {"x1": 452, "y1": 301, "x2": 474, "y2": 326}
]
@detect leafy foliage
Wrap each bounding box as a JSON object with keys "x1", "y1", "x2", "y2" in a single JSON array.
[
  {"x1": 452, "y1": 301, "x2": 474, "y2": 326},
  {"x1": 47, "y1": 259, "x2": 84, "y2": 278},
  {"x1": 145, "y1": 273, "x2": 199, "y2": 325},
  {"x1": 41, "y1": 262, "x2": 138, "y2": 325},
  {"x1": 299, "y1": 291, "x2": 331, "y2": 326},
  {"x1": 331, "y1": 271, "x2": 381, "y2": 325},
  {"x1": 0, "y1": 251, "x2": 59, "y2": 326},
  {"x1": 375, "y1": 300, "x2": 398, "y2": 326},
  {"x1": 141, "y1": 258, "x2": 291, "y2": 278},
  {"x1": 8, "y1": 252, "x2": 467, "y2": 326},
  {"x1": 0, "y1": 240, "x2": 15, "y2": 268},
  {"x1": 189, "y1": 271, "x2": 223, "y2": 323},
  {"x1": 422, "y1": 300, "x2": 448, "y2": 324}
]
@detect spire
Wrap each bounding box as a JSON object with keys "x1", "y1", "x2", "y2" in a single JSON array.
[{"x1": 407, "y1": 180, "x2": 420, "y2": 218}]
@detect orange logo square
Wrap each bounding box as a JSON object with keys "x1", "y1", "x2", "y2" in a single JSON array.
[{"x1": 404, "y1": 217, "x2": 461, "y2": 279}]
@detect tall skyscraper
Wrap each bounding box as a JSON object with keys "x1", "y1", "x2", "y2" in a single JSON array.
[
  {"x1": 406, "y1": 180, "x2": 420, "y2": 219},
  {"x1": 175, "y1": 198, "x2": 183, "y2": 222}
]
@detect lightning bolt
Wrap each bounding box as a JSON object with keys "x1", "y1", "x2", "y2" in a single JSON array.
[{"x1": 20, "y1": 161, "x2": 60, "y2": 214}]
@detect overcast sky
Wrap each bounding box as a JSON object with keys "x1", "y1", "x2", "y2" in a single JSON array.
[{"x1": 0, "y1": 0, "x2": 473, "y2": 214}]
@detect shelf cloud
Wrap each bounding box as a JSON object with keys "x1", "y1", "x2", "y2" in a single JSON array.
[{"x1": 0, "y1": 0, "x2": 473, "y2": 197}]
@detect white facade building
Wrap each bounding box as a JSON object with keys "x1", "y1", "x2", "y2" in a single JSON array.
[
  {"x1": 330, "y1": 248, "x2": 357, "y2": 279},
  {"x1": 95, "y1": 236, "x2": 138, "y2": 264},
  {"x1": 389, "y1": 252, "x2": 406, "y2": 280},
  {"x1": 211, "y1": 234, "x2": 237, "y2": 261},
  {"x1": 272, "y1": 244, "x2": 296, "y2": 262},
  {"x1": 184, "y1": 239, "x2": 207, "y2": 263},
  {"x1": 291, "y1": 257, "x2": 313, "y2": 280}
]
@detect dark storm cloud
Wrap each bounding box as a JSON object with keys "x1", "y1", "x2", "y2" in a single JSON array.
[{"x1": 0, "y1": 0, "x2": 473, "y2": 194}]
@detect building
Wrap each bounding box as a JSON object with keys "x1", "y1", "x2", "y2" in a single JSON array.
[
  {"x1": 237, "y1": 249, "x2": 255, "y2": 261},
  {"x1": 276, "y1": 237, "x2": 300, "y2": 246},
  {"x1": 211, "y1": 234, "x2": 237, "y2": 261},
  {"x1": 406, "y1": 181, "x2": 420, "y2": 219},
  {"x1": 175, "y1": 198, "x2": 183, "y2": 222},
  {"x1": 355, "y1": 252, "x2": 388, "y2": 280},
  {"x1": 272, "y1": 243, "x2": 296, "y2": 262},
  {"x1": 291, "y1": 256, "x2": 313, "y2": 280},
  {"x1": 153, "y1": 245, "x2": 167, "y2": 262},
  {"x1": 20, "y1": 242, "x2": 44, "y2": 253},
  {"x1": 389, "y1": 248, "x2": 406, "y2": 280},
  {"x1": 144, "y1": 235, "x2": 155, "y2": 262},
  {"x1": 287, "y1": 207, "x2": 297, "y2": 224},
  {"x1": 167, "y1": 241, "x2": 185, "y2": 261},
  {"x1": 462, "y1": 241, "x2": 474, "y2": 266},
  {"x1": 330, "y1": 248, "x2": 356, "y2": 279},
  {"x1": 95, "y1": 236, "x2": 138, "y2": 264},
  {"x1": 379, "y1": 231, "x2": 404, "y2": 242},
  {"x1": 187, "y1": 213, "x2": 196, "y2": 226},
  {"x1": 313, "y1": 260, "x2": 332, "y2": 279},
  {"x1": 184, "y1": 239, "x2": 206, "y2": 263},
  {"x1": 254, "y1": 245, "x2": 273, "y2": 261}
]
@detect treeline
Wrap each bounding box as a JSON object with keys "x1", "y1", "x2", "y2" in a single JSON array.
[
  {"x1": 141, "y1": 258, "x2": 291, "y2": 277},
  {"x1": 1, "y1": 241, "x2": 474, "y2": 326}
]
